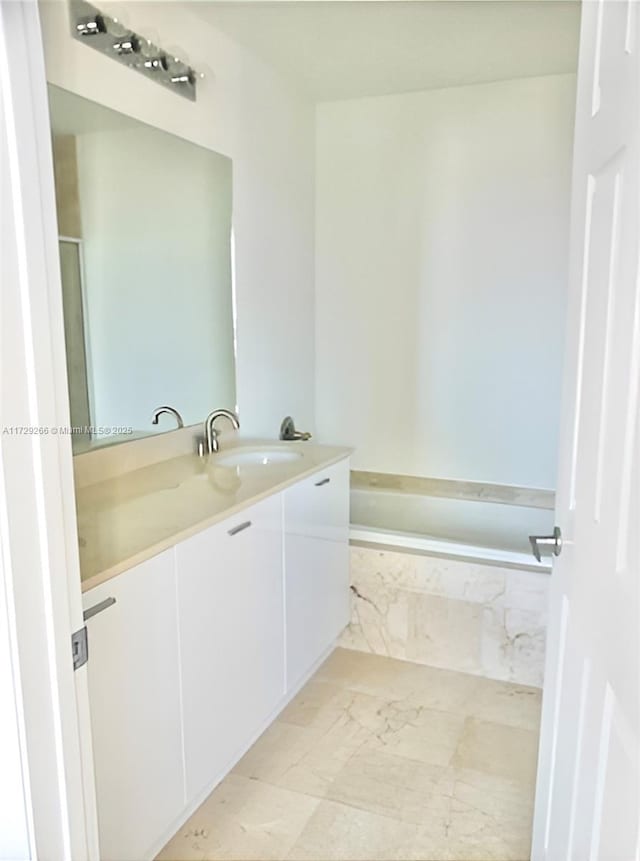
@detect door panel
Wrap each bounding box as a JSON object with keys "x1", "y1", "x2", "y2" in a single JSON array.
[
  {"x1": 532, "y1": 1, "x2": 640, "y2": 857},
  {"x1": 176, "y1": 494, "x2": 285, "y2": 803},
  {"x1": 284, "y1": 459, "x2": 350, "y2": 690},
  {"x1": 285, "y1": 534, "x2": 349, "y2": 688},
  {"x1": 83, "y1": 551, "x2": 184, "y2": 861}
]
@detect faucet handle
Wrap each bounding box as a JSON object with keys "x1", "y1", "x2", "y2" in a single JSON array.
[
  {"x1": 280, "y1": 416, "x2": 312, "y2": 441},
  {"x1": 280, "y1": 416, "x2": 295, "y2": 440}
]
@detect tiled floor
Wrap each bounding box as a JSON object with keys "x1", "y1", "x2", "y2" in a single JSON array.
[{"x1": 156, "y1": 648, "x2": 542, "y2": 861}]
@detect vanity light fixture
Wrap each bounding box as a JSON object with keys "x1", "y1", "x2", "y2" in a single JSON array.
[{"x1": 70, "y1": 0, "x2": 199, "y2": 101}]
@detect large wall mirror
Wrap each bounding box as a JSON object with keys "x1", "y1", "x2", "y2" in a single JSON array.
[{"x1": 48, "y1": 85, "x2": 236, "y2": 453}]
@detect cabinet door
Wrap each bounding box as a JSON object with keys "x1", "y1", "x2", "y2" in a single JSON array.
[
  {"x1": 284, "y1": 458, "x2": 350, "y2": 689},
  {"x1": 176, "y1": 494, "x2": 285, "y2": 803},
  {"x1": 82, "y1": 551, "x2": 184, "y2": 861}
]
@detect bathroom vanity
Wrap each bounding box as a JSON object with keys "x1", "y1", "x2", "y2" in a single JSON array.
[
  {"x1": 46, "y1": 75, "x2": 350, "y2": 861},
  {"x1": 79, "y1": 443, "x2": 350, "y2": 861}
]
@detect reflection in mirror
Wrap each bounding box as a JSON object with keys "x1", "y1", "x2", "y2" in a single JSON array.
[{"x1": 48, "y1": 85, "x2": 236, "y2": 453}]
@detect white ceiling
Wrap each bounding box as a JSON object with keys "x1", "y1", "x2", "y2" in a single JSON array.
[{"x1": 190, "y1": 1, "x2": 581, "y2": 102}]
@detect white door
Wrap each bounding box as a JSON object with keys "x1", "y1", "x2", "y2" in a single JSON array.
[
  {"x1": 532, "y1": 1, "x2": 640, "y2": 859},
  {"x1": 0, "y1": 2, "x2": 99, "y2": 859}
]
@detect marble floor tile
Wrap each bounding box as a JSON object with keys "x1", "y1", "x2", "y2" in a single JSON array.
[
  {"x1": 315, "y1": 647, "x2": 422, "y2": 696},
  {"x1": 156, "y1": 774, "x2": 320, "y2": 861},
  {"x1": 317, "y1": 647, "x2": 481, "y2": 714},
  {"x1": 466, "y1": 677, "x2": 542, "y2": 732},
  {"x1": 275, "y1": 699, "x2": 385, "y2": 798},
  {"x1": 156, "y1": 835, "x2": 206, "y2": 861},
  {"x1": 235, "y1": 688, "x2": 390, "y2": 799},
  {"x1": 278, "y1": 679, "x2": 348, "y2": 728},
  {"x1": 326, "y1": 748, "x2": 444, "y2": 824},
  {"x1": 281, "y1": 673, "x2": 467, "y2": 769},
  {"x1": 401, "y1": 665, "x2": 484, "y2": 716},
  {"x1": 232, "y1": 720, "x2": 319, "y2": 786},
  {"x1": 157, "y1": 650, "x2": 541, "y2": 861},
  {"x1": 406, "y1": 767, "x2": 535, "y2": 861},
  {"x1": 366, "y1": 700, "x2": 466, "y2": 767},
  {"x1": 452, "y1": 717, "x2": 540, "y2": 785},
  {"x1": 286, "y1": 800, "x2": 419, "y2": 861}
]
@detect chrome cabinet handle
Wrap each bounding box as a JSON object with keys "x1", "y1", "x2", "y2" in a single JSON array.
[
  {"x1": 83, "y1": 596, "x2": 116, "y2": 621},
  {"x1": 228, "y1": 520, "x2": 252, "y2": 536},
  {"x1": 529, "y1": 527, "x2": 562, "y2": 563},
  {"x1": 315, "y1": 477, "x2": 331, "y2": 487}
]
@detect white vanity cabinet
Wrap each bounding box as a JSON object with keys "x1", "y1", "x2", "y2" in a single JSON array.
[
  {"x1": 81, "y1": 550, "x2": 184, "y2": 861},
  {"x1": 82, "y1": 454, "x2": 350, "y2": 861},
  {"x1": 284, "y1": 459, "x2": 350, "y2": 689},
  {"x1": 175, "y1": 493, "x2": 285, "y2": 802}
]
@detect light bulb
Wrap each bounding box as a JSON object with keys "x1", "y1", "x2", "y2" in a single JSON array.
[
  {"x1": 75, "y1": 13, "x2": 106, "y2": 36},
  {"x1": 137, "y1": 37, "x2": 158, "y2": 60},
  {"x1": 143, "y1": 53, "x2": 168, "y2": 72},
  {"x1": 166, "y1": 55, "x2": 189, "y2": 76},
  {"x1": 112, "y1": 35, "x2": 138, "y2": 55},
  {"x1": 105, "y1": 15, "x2": 129, "y2": 38}
]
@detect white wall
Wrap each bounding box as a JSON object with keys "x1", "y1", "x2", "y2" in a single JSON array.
[
  {"x1": 75, "y1": 123, "x2": 234, "y2": 431},
  {"x1": 316, "y1": 74, "x2": 576, "y2": 488},
  {"x1": 40, "y1": 0, "x2": 316, "y2": 438}
]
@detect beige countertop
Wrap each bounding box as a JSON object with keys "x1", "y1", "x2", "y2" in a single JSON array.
[{"x1": 77, "y1": 441, "x2": 351, "y2": 592}]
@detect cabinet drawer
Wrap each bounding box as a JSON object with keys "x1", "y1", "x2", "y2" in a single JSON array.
[{"x1": 284, "y1": 458, "x2": 349, "y2": 542}]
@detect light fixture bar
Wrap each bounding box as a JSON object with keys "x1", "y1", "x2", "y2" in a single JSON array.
[{"x1": 70, "y1": 0, "x2": 198, "y2": 102}]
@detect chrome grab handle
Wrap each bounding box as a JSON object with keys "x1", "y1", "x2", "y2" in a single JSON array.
[
  {"x1": 228, "y1": 520, "x2": 252, "y2": 536},
  {"x1": 315, "y1": 477, "x2": 331, "y2": 487},
  {"x1": 529, "y1": 527, "x2": 562, "y2": 563},
  {"x1": 83, "y1": 596, "x2": 116, "y2": 621}
]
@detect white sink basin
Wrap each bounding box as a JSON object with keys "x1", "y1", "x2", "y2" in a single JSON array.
[{"x1": 215, "y1": 448, "x2": 303, "y2": 467}]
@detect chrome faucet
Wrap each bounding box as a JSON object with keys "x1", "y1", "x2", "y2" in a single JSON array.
[
  {"x1": 151, "y1": 405, "x2": 184, "y2": 429},
  {"x1": 204, "y1": 409, "x2": 240, "y2": 453}
]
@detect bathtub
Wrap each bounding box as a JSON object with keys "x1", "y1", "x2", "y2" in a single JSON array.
[
  {"x1": 350, "y1": 483, "x2": 555, "y2": 571},
  {"x1": 342, "y1": 473, "x2": 553, "y2": 687}
]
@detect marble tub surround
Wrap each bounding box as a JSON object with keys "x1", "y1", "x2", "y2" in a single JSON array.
[
  {"x1": 351, "y1": 471, "x2": 555, "y2": 510},
  {"x1": 76, "y1": 440, "x2": 350, "y2": 590},
  {"x1": 340, "y1": 546, "x2": 548, "y2": 687},
  {"x1": 156, "y1": 648, "x2": 541, "y2": 861}
]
